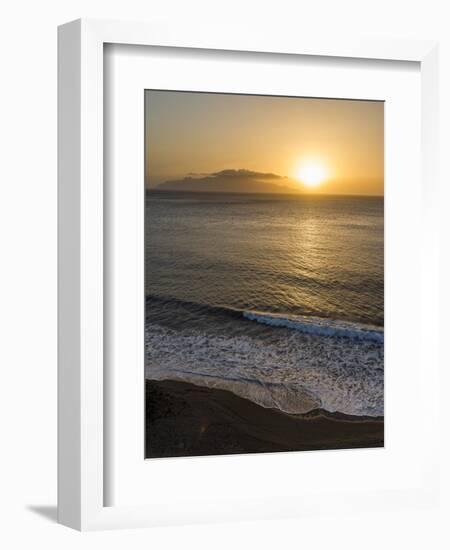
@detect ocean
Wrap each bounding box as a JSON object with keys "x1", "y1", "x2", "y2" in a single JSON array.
[{"x1": 145, "y1": 191, "x2": 384, "y2": 418}]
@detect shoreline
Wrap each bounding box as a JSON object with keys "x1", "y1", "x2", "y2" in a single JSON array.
[{"x1": 146, "y1": 379, "x2": 384, "y2": 458}]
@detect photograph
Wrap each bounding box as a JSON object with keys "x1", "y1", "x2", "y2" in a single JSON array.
[{"x1": 144, "y1": 90, "x2": 384, "y2": 458}]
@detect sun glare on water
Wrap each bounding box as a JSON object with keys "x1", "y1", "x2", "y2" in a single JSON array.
[{"x1": 296, "y1": 161, "x2": 328, "y2": 188}]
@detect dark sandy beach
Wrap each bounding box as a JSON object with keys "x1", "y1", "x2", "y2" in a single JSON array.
[{"x1": 145, "y1": 379, "x2": 384, "y2": 458}]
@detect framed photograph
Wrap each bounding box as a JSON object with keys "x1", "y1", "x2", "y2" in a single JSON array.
[
  {"x1": 143, "y1": 90, "x2": 385, "y2": 459},
  {"x1": 58, "y1": 19, "x2": 440, "y2": 530}
]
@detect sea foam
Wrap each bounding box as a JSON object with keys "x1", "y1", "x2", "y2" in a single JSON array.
[{"x1": 145, "y1": 321, "x2": 384, "y2": 417}]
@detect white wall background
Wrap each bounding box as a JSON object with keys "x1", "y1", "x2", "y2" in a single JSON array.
[{"x1": 0, "y1": 0, "x2": 448, "y2": 547}]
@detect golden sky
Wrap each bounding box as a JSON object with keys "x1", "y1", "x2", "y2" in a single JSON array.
[{"x1": 145, "y1": 91, "x2": 384, "y2": 196}]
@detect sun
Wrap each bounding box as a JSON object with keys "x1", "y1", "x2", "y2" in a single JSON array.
[{"x1": 296, "y1": 161, "x2": 328, "y2": 188}]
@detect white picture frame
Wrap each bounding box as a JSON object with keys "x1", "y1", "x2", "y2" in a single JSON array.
[{"x1": 58, "y1": 18, "x2": 440, "y2": 531}]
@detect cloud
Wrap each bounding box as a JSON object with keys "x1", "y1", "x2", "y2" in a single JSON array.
[
  {"x1": 187, "y1": 172, "x2": 211, "y2": 177},
  {"x1": 210, "y1": 169, "x2": 286, "y2": 180}
]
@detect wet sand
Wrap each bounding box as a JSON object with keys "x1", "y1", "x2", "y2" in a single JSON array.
[{"x1": 145, "y1": 379, "x2": 384, "y2": 458}]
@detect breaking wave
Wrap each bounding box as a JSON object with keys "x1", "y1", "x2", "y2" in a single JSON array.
[{"x1": 242, "y1": 311, "x2": 383, "y2": 343}]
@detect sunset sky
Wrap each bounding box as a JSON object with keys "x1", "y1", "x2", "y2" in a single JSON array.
[{"x1": 145, "y1": 91, "x2": 384, "y2": 196}]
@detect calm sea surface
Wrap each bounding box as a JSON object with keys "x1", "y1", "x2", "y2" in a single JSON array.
[{"x1": 145, "y1": 191, "x2": 384, "y2": 417}]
